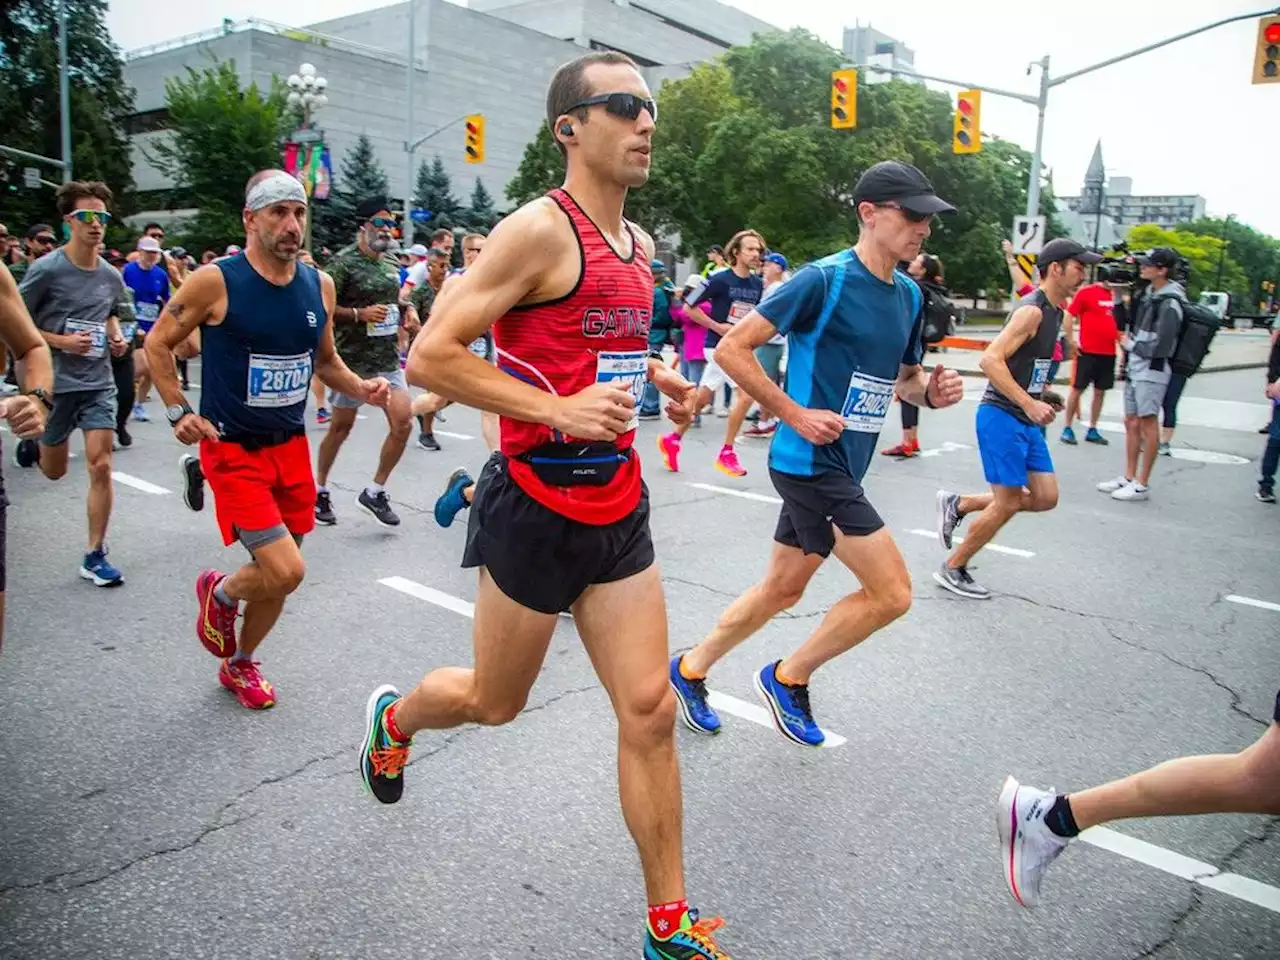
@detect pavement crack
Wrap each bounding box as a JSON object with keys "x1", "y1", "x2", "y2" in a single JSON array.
[
  {"x1": 662, "y1": 575, "x2": 742, "y2": 601},
  {"x1": 1125, "y1": 886, "x2": 1204, "y2": 960},
  {"x1": 1000, "y1": 592, "x2": 1142, "y2": 627}
]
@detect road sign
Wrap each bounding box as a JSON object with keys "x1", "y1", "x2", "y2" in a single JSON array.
[
  {"x1": 1011, "y1": 215, "x2": 1046, "y2": 255},
  {"x1": 409, "y1": 208, "x2": 432, "y2": 223},
  {"x1": 1015, "y1": 253, "x2": 1037, "y2": 281},
  {"x1": 23, "y1": 167, "x2": 39, "y2": 189}
]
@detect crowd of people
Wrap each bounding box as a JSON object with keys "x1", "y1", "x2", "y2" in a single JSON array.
[{"x1": 0, "y1": 48, "x2": 1276, "y2": 959}]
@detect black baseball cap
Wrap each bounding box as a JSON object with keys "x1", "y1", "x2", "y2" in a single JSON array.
[
  {"x1": 1137, "y1": 247, "x2": 1178, "y2": 270},
  {"x1": 1038, "y1": 237, "x2": 1103, "y2": 267},
  {"x1": 853, "y1": 161, "x2": 957, "y2": 216},
  {"x1": 355, "y1": 196, "x2": 391, "y2": 220}
]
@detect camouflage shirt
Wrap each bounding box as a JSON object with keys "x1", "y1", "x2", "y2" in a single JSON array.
[{"x1": 326, "y1": 244, "x2": 404, "y2": 377}]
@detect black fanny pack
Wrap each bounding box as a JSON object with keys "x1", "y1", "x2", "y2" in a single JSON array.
[
  {"x1": 223, "y1": 427, "x2": 306, "y2": 452},
  {"x1": 516, "y1": 441, "x2": 631, "y2": 487}
]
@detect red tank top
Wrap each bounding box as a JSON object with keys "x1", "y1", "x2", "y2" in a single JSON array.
[{"x1": 497, "y1": 189, "x2": 652, "y2": 525}]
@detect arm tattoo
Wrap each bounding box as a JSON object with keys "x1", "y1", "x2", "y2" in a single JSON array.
[{"x1": 169, "y1": 303, "x2": 186, "y2": 320}]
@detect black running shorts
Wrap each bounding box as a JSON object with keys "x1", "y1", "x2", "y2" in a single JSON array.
[
  {"x1": 770, "y1": 468, "x2": 884, "y2": 558},
  {"x1": 1072, "y1": 353, "x2": 1116, "y2": 392},
  {"x1": 1274, "y1": 688, "x2": 1279, "y2": 725},
  {"x1": 462, "y1": 453, "x2": 655, "y2": 614},
  {"x1": 0, "y1": 453, "x2": 7, "y2": 594}
]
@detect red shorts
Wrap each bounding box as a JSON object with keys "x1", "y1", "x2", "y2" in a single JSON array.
[{"x1": 200, "y1": 435, "x2": 316, "y2": 547}]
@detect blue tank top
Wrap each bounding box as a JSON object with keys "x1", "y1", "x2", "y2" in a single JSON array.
[{"x1": 201, "y1": 254, "x2": 326, "y2": 436}]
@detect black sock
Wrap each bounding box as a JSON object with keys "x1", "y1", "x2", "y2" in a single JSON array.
[{"x1": 1044, "y1": 795, "x2": 1079, "y2": 838}]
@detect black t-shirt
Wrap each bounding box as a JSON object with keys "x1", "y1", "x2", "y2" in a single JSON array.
[
  {"x1": 981, "y1": 288, "x2": 1063, "y2": 424},
  {"x1": 686, "y1": 268, "x2": 764, "y2": 348}
]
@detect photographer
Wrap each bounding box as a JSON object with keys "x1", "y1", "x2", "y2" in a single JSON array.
[{"x1": 1096, "y1": 248, "x2": 1184, "y2": 502}]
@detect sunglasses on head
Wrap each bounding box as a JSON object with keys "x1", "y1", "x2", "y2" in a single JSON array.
[
  {"x1": 566, "y1": 92, "x2": 657, "y2": 123},
  {"x1": 69, "y1": 210, "x2": 112, "y2": 226},
  {"x1": 369, "y1": 216, "x2": 396, "y2": 228}
]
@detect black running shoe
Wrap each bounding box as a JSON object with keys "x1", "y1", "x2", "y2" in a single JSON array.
[
  {"x1": 361, "y1": 684, "x2": 411, "y2": 804},
  {"x1": 1258, "y1": 487, "x2": 1277, "y2": 504},
  {"x1": 179, "y1": 454, "x2": 204, "y2": 511},
  {"x1": 418, "y1": 431, "x2": 440, "y2": 451},
  {"x1": 315, "y1": 490, "x2": 337, "y2": 525},
  {"x1": 358, "y1": 489, "x2": 401, "y2": 526},
  {"x1": 14, "y1": 438, "x2": 38, "y2": 469},
  {"x1": 117, "y1": 426, "x2": 133, "y2": 448}
]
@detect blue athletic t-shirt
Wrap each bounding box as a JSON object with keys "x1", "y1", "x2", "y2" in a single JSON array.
[
  {"x1": 759, "y1": 248, "x2": 923, "y2": 481},
  {"x1": 686, "y1": 267, "x2": 763, "y2": 349},
  {"x1": 121, "y1": 261, "x2": 170, "y2": 331}
]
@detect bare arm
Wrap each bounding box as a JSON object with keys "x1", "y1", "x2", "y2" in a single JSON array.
[
  {"x1": 144, "y1": 264, "x2": 225, "y2": 415},
  {"x1": 978, "y1": 305, "x2": 1049, "y2": 420},
  {"x1": 714, "y1": 311, "x2": 794, "y2": 418},
  {"x1": 0, "y1": 266, "x2": 53, "y2": 393},
  {"x1": 312, "y1": 271, "x2": 371, "y2": 397}
]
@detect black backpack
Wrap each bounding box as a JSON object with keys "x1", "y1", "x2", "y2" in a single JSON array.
[
  {"x1": 919, "y1": 282, "x2": 958, "y2": 345},
  {"x1": 1170, "y1": 298, "x2": 1222, "y2": 377}
]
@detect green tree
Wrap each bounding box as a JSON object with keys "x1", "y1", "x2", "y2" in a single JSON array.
[
  {"x1": 1179, "y1": 217, "x2": 1279, "y2": 305},
  {"x1": 146, "y1": 60, "x2": 288, "y2": 254},
  {"x1": 506, "y1": 123, "x2": 564, "y2": 208},
  {"x1": 312, "y1": 133, "x2": 390, "y2": 252},
  {"x1": 0, "y1": 0, "x2": 135, "y2": 235},
  {"x1": 417, "y1": 155, "x2": 461, "y2": 229},
  {"x1": 1124, "y1": 223, "x2": 1248, "y2": 300},
  {"x1": 464, "y1": 178, "x2": 497, "y2": 230}
]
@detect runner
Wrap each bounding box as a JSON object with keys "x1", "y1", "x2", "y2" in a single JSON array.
[
  {"x1": 358, "y1": 52, "x2": 738, "y2": 959},
  {"x1": 405, "y1": 248, "x2": 452, "y2": 451},
  {"x1": 14, "y1": 180, "x2": 130, "y2": 586},
  {"x1": 933, "y1": 238, "x2": 1098, "y2": 600},
  {"x1": 312, "y1": 196, "x2": 419, "y2": 527},
  {"x1": 998, "y1": 689, "x2": 1280, "y2": 908},
  {"x1": 667, "y1": 160, "x2": 963, "y2": 746},
  {"x1": 0, "y1": 265, "x2": 54, "y2": 649},
  {"x1": 145, "y1": 169, "x2": 389, "y2": 710},
  {"x1": 121, "y1": 235, "x2": 171, "y2": 422},
  {"x1": 657, "y1": 229, "x2": 765, "y2": 477}
]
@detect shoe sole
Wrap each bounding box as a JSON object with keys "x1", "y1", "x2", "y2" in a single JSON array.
[
  {"x1": 361, "y1": 684, "x2": 402, "y2": 801},
  {"x1": 935, "y1": 490, "x2": 954, "y2": 550},
  {"x1": 219, "y1": 667, "x2": 276, "y2": 709},
  {"x1": 668, "y1": 678, "x2": 720, "y2": 736},
  {"x1": 179, "y1": 455, "x2": 204, "y2": 511},
  {"x1": 79, "y1": 567, "x2": 124, "y2": 587},
  {"x1": 998, "y1": 776, "x2": 1032, "y2": 907},
  {"x1": 657, "y1": 436, "x2": 678, "y2": 473},
  {"x1": 932, "y1": 570, "x2": 990, "y2": 600},
  {"x1": 357, "y1": 495, "x2": 401, "y2": 527},
  {"x1": 751, "y1": 670, "x2": 823, "y2": 747},
  {"x1": 714, "y1": 461, "x2": 746, "y2": 478}
]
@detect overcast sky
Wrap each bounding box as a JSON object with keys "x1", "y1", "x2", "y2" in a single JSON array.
[{"x1": 106, "y1": 0, "x2": 1278, "y2": 235}]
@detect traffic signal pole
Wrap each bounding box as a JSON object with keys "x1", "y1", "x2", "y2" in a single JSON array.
[{"x1": 854, "y1": 6, "x2": 1280, "y2": 222}]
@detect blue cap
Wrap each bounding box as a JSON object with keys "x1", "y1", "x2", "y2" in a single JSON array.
[
  {"x1": 764, "y1": 252, "x2": 788, "y2": 270},
  {"x1": 650, "y1": 258, "x2": 666, "y2": 272}
]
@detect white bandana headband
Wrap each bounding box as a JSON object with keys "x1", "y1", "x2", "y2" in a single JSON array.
[{"x1": 246, "y1": 172, "x2": 308, "y2": 212}]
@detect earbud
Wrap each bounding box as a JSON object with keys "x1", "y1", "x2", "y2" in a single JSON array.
[{"x1": 559, "y1": 122, "x2": 574, "y2": 138}]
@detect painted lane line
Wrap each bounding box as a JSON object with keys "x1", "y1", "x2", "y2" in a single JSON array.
[
  {"x1": 905, "y1": 528, "x2": 1035, "y2": 559},
  {"x1": 1080, "y1": 826, "x2": 1280, "y2": 915},
  {"x1": 1225, "y1": 594, "x2": 1280, "y2": 613},
  {"x1": 112, "y1": 472, "x2": 170, "y2": 495},
  {"x1": 916, "y1": 441, "x2": 972, "y2": 459},
  {"x1": 434, "y1": 430, "x2": 475, "y2": 441},
  {"x1": 380, "y1": 576, "x2": 573, "y2": 619},
  {"x1": 686, "y1": 482, "x2": 782, "y2": 504},
  {"x1": 706, "y1": 691, "x2": 848, "y2": 748}
]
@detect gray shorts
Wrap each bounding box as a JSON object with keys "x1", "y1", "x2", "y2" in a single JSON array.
[
  {"x1": 329, "y1": 366, "x2": 407, "y2": 409},
  {"x1": 43, "y1": 388, "x2": 117, "y2": 446},
  {"x1": 1124, "y1": 378, "x2": 1165, "y2": 419}
]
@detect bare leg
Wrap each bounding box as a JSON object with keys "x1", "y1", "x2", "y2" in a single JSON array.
[
  {"x1": 239, "y1": 597, "x2": 285, "y2": 658},
  {"x1": 1136, "y1": 415, "x2": 1160, "y2": 485},
  {"x1": 673, "y1": 386, "x2": 712, "y2": 439},
  {"x1": 1124, "y1": 414, "x2": 1141, "y2": 479},
  {"x1": 1089, "y1": 388, "x2": 1106, "y2": 428},
  {"x1": 723, "y1": 388, "x2": 751, "y2": 447},
  {"x1": 903, "y1": 426, "x2": 918, "y2": 447},
  {"x1": 311, "y1": 374, "x2": 326, "y2": 410},
  {"x1": 83, "y1": 429, "x2": 115, "y2": 551},
  {"x1": 948, "y1": 474, "x2": 1057, "y2": 569},
  {"x1": 1064, "y1": 387, "x2": 1083, "y2": 431},
  {"x1": 315, "y1": 406, "x2": 357, "y2": 488},
  {"x1": 37, "y1": 441, "x2": 70, "y2": 481},
  {"x1": 480, "y1": 410, "x2": 499, "y2": 451},
  {"x1": 373, "y1": 389, "x2": 412, "y2": 486},
  {"x1": 221, "y1": 536, "x2": 306, "y2": 606}
]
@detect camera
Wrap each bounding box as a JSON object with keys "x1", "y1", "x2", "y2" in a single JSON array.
[{"x1": 1096, "y1": 241, "x2": 1138, "y2": 286}]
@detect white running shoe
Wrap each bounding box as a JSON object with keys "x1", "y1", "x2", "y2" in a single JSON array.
[
  {"x1": 1096, "y1": 475, "x2": 1130, "y2": 493},
  {"x1": 1111, "y1": 480, "x2": 1149, "y2": 502},
  {"x1": 997, "y1": 776, "x2": 1070, "y2": 908}
]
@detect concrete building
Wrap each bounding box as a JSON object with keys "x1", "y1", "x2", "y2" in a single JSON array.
[
  {"x1": 842, "y1": 24, "x2": 916, "y2": 84},
  {"x1": 1057, "y1": 141, "x2": 1207, "y2": 238},
  {"x1": 122, "y1": 0, "x2": 776, "y2": 229}
]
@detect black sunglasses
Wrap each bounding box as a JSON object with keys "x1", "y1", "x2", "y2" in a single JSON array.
[
  {"x1": 876, "y1": 202, "x2": 932, "y2": 224},
  {"x1": 566, "y1": 92, "x2": 657, "y2": 123},
  {"x1": 33, "y1": 234, "x2": 56, "y2": 245}
]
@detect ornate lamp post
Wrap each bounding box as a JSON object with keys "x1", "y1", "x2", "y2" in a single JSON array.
[{"x1": 285, "y1": 62, "x2": 330, "y2": 251}]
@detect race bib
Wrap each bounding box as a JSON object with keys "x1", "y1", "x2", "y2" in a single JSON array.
[
  {"x1": 841, "y1": 371, "x2": 895, "y2": 433},
  {"x1": 467, "y1": 335, "x2": 490, "y2": 358},
  {"x1": 367, "y1": 304, "x2": 400, "y2": 338},
  {"x1": 727, "y1": 300, "x2": 754, "y2": 325},
  {"x1": 135, "y1": 301, "x2": 160, "y2": 323},
  {"x1": 65, "y1": 318, "x2": 107, "y2": 359},
  {"x1": 247, "y1": 352, "x2": 312, "y2": 408},
  {"x1": 1028, "y1": 358, "x2": 1052, "y2": 395},
  {"x1": 596, "y1": 350, "x2": 648, "y2": 431},
  {"x1": 120, "y1": 321, "x2": 138, "y2": 342}
]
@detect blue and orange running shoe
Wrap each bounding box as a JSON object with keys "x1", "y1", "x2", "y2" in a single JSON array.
[{"x1": 644, "y1": 909, "x2": 733, "y2": 959}]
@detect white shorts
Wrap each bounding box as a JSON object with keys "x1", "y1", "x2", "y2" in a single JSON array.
[{"x1": 699, "y1": 354, "x2": 736, "y2": 393}]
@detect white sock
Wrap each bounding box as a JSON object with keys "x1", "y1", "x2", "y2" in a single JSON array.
[
  {"x1": 229, "y1": 649, "x2": 252, "y2": 664},
  {"x1": 317, "y1": 485, "x2": 328, "y2": 495},
  {"x1": 366, "y1": 483, "x2": 385, "y2": 496}
]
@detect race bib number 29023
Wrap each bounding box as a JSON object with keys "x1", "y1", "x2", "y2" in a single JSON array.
[
  {"x1": 841, "y1": 371, "x2": 895, "y2": 433},
  {"x1": 1028, "y1": 358, "x2": 1051, "y2": 396},
  {"x1": 596, "y1": 350, "x2": 648, "y2": 431},
  {"x1": 247, "y1": 352, "x2": 312, "y2": 408}
]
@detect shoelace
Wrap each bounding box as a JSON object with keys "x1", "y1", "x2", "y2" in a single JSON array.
[
  {"x1": 686, "y1": 916, "x2": 730, "y2": 959},
  {"x1": 370, "y1": 744, "x2": 410, "y2": 778},
  {"x1": 789, "y1": 684, "x2": 813, "y2": 719}
]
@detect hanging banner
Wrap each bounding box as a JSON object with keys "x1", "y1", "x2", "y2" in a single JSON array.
[
  {"x1": 313, "y1": 147, "x2": 332, "y2": 200},
  {"x1": 282, "y1": 141, "x2": 300, "y2": 177}
]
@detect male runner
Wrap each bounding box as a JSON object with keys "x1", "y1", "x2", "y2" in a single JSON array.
[
  {"x1": 146, "y1": 170, "x2": 388, "y2": 710},
  {"x1": 406, "y1": 248, "x2": 453, "y2": 451},
  {"x1": 933, "y1": 238, "x2": 1098, "y2": 600},
  {"x1": 0, "y1": 265, "x2": 55, "y2": 650},
  {"x1": 358, "y1": 52, "x2": 736, "y2": 960},
  {"x1": 668, "y1": 161, "x2": 963, "y2": 746},
  {"x1": 121, "y1": 235, "x2": 170, "y2": 422},
  {"x1": 999, "y1": 689, "x2": 1280, "y2": 908},
  {"x1": 15, "y1": 180, "x2": 129, "y2": 586},
  {"x1": 657, "y1": 229, "x2": 764, "y2": 477},
  {"x1": 312, "y1": 197, "x2": 417, "y2": 527},
  {"x1": 399, "y1": 227, "x2": 454, "y2": 300}
]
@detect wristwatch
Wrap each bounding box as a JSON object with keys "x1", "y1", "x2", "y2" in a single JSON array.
[
  {"x1": 26, "y1": 387, "x2": 53, "y2": 411},
  {"x1": 166, "y1": 401, "x2": 194, "y2": 426}
]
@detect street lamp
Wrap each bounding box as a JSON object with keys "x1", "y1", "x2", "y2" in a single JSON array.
[
  {"x1": 286, "y1": 62, "x2": 329, "y2": 127},
  {"x1": 285, "y1": 63, "x2": 330, "y2": 251}
]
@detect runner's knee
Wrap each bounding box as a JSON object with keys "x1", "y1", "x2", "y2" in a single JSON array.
[
  {"x1": 86, "y1": 453, "x2": 112, "y2": 486},
  {"x1": 617, "y1": 680, "x2": 677, "y2": 745},
  {"x1": 388, "y1": 414, "x2": 413, "y2": 443},
  {"x1": 1028, "y1": 489, "x2": 1059, "y2": 512},
  {"x1": 1243, "y1": 726, "x2": 1280, "y2": 812},
  {"x1": 868, "y1": 574, "x2": 912, "y2": 623},
  {"x1": 760, "y1": 572, "x2": 807, "y2": 611},
  {"x1": 470, "y1": 693, "x2": 526, "y2": 727},
  {"x1": 260, "y1": 553, "x2": 306, "y2": 597}
]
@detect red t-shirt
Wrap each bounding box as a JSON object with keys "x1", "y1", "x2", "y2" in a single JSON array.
[{"x1": 1068, "y1": 283, "x2": 1118, "y2": 356}]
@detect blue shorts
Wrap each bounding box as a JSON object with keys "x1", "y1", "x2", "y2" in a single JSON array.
[{"x1": 976, "y1": 403, "x2": 1054, "y2": 488}]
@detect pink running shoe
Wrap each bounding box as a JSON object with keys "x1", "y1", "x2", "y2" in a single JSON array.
[
  {"x1": 715, "y1": 445, "x2": 746, "y2": 478},
  {"x1": 195, "y1": 570, "x2": 237, "y2": 658},
  {"x1": 219, "y1": 659, "x2": 276, "y2": 710},
  {"x1": 658, "y1": 432, "x2": 681, "y2": 473}
]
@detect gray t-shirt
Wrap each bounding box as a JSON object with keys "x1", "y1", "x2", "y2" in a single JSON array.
[{"x1": 19, "y1": 249, "x2": 125, "y2": 394}]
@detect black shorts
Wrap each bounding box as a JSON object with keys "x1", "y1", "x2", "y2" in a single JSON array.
[
  {"x1": 1073, "y1": 353, "x2": 1116, "y2": 391},
  {"x1": 770, "y1": 468, "x2": 884, "y2": 558},
  {"x1": 0, "y1": 456, "x2": 7, "y2": 593},
  {"x1": 462, "y1": 453, "x2": 655, "y2": 614},
  {"x1": 1274, "y1": 688, "x2": 1279, "y2": 724}
]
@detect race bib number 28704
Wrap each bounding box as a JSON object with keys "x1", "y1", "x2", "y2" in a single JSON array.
[
  {"x1": 247, "y1": 352, "x2": 312, "y2": 408},
  {"x1": 841, "y1": 371, "x2": 895, "y2": 433}
]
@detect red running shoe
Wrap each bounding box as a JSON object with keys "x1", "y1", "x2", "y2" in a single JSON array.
[
  {"x1": 195, "y1": 569, "x2": 237, "y2": 658},
  {"x1": 219, "y1": 659, "x2": 276, "y2": 710}
]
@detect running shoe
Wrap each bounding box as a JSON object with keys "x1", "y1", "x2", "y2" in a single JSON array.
[
  {"x1": 669, "y1": 656, "x2": 721, "y2": 735},
  {"x1": 219, "y1": 658, "x2": 276, "y2": 710},
  {"x1": 1059, "y1": 426, "x2": 1077, "y2": 445},
  {"x1": 80, "y1": 547, "x2": 123, "y2": 587},
  {"x1": 936, "y1": 490, "x2": 964, "y2": 550},
  {"x1": 1111, "y1": 480, "x2": 1149, "y2": 502},
  {"x1": 881, "y1": 441, "x2": 919, "y2": 458},
  {"x1": 1084, "y1": 427, "x2": 1108, "y2": 445},
  {"x1": 753, "y1": 661, "x2": 823, "y2": 747},
  {"x1": 418, "y1": 431, "x2": 440, "y2": 451},
  {"x1": 434, "y1": 468, "x2": 474, "y2": 528},
  {"x1": 116, "y1": 426, "x2": 133, "y2": 449},
  {"x1": 1258, "y1": 487, "x2": 1277, "y2": 504},
  {"x1": 361, "y1": 684, "x2": 411, "y2": 804},
  {"x1": 358, "y1": 489, "x2": 401, "y2": 527},
  {"x1": 638, "y1": 411, "x2": 662, "y2": 421},
  {"x1": 316, "y1": 407, "x2": 331, "y2": 425},
  {"x1": 715, "y1": 445, "x2": 746, "y2": 478},
  {"x1": 131, "y1": 402, "x2": 150, "y2": 422},
  {"x1": 195, "y1": 569, "x2": 237, "y2": 658},
  {"x1": 997, "y1": 776, "x2": 1069, "y2": 908},
  {"x1": 741, "y1": 419, "x2": 777, "y2": 439},
  {"x1": 1095, "y1": 475, "x2": 1131, "y2": 494},
  {"x1": 1158, "y1": 441, "x2": 1171, "y2": 457},
  {"x1": 658, "y1": 432, "x2": 681, "y2": 472},
  {"x1": 933, "y1": 563, "x2": 990, "y2": 600},
  {"x1": 315, "y1": 490, "x2": 337, "y2": 525},
  {"x1": 644, "y1": 909, "x2": 733, "y2": 959},
  {"x1": 13, "y1": 437, "x2": 37, "y2": 469},
  {"x1": 179, "y1": 453, "x2": 204, "y2": 512}
]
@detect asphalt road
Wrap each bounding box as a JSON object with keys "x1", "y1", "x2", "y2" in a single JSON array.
[{"x1": 1, "y1": 365, "x2": 1276, "y2": 959}]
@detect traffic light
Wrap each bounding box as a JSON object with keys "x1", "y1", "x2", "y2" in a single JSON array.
[
  {"x1": 952, "y1": 90, "x2": 981, "y2": 154},
  {"x1": 1253, "y1": 16, "x2": 1280, "y2": 83},
  {"x1": 830, "y1": 69, "x2": 857, "y2": 130},
  {"x1": 465, "y1": 114, "x2": 485, "y2": 164}
]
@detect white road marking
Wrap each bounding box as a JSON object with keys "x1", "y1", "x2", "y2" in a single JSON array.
[
  {"x1": 379, "y1": 576, "x2": 572, "y2": 619},
  {"x1": 1091, "y1": 423, "x2": 1249, "y2": 464},
  {"x1": 906, "y1": 528, "x2": 1034, "y2": 558},
  {"x1": 434, "y1": 430, "x2": 475, "y2": 441},
  {"x1": 1224, "y1": 594, "x2": 1280, "y2": 613},
  {"x1": 916, "y1": 441, "x2": 972, "y2": 458},
  {"x1": 1080, "y1": 826, "x2": 1280, "y2": 915},
  {"x1": 111, "y1": 472, "x2": 170, "y2": 495},
  {"x1": 686, "y1": 482, "x2": 782, "y2": 504},
  {"x1": 706, "y1": 690, "x2": 848, "y2": 748}
]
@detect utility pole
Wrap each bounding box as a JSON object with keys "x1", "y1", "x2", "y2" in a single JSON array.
[
  {"x1": 58, "y1": 0, "x2": 72, "y2": 182},
  {"x1": 403, "y1": 0, "x2": 420, "y2": 245},
  {"x1": 1216, "y1": 213, "x2": 1235, "y2": 289}
]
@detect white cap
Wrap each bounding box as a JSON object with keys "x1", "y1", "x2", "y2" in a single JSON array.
[
  {"x1": 137, "y1": 236, "x2": 162, "y2": 254},
  {"x1": 407, "y1": 243, "x2": 428, "y2": 258}
]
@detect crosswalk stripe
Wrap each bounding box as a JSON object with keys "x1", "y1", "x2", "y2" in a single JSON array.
[{"x1": 112, "y1": 472, "x2": 170, "y2": 495}]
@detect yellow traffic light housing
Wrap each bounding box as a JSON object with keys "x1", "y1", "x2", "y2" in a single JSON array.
[
  {"x1": 830, "y1": 69, "x2": 857, "y2": 130},
  {"x1": 465, "y1": 114, "x2": 485, "y2": 164},
  {"x1": 952, "y1": 89, "x2": 981, "y2": 154},
  {"x1": 1253, "y1": 16, "x2": 1280, "y2": 83}
]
